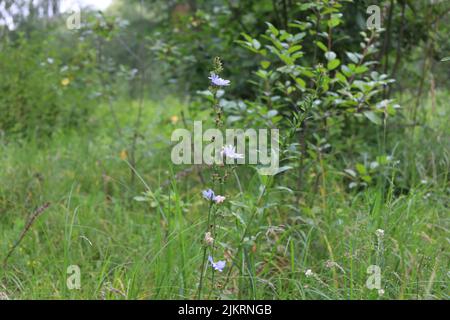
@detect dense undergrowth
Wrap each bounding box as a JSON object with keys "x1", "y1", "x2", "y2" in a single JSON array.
[{"x1": 0, "y1": 91, "x2": 448, "y2": 299}]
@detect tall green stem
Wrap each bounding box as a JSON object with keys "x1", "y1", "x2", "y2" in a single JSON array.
[{"x1": 197, "y1": 202, "x2": 213, "y2": 299}]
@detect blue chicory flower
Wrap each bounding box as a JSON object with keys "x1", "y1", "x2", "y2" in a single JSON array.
[
  {"x1": 202, "y1": 189, "x2": 226, "y2": 204},
  {"x1": 208, "y1": 73, "x2": 230, "y2": 86},
  {"x1": 221, "y1": 145, "x2": 244, "y2": 159},
  {"x1": 208, "y1": 255, "x2": 226, "y2": 272},
  {"x1": 202, "y1": 189, "x2": 215, "y2": 201}
]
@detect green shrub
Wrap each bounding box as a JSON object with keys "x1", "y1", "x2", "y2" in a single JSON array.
[{"x1": 0, "y1": 31, "x2": 98, "y2": 138}]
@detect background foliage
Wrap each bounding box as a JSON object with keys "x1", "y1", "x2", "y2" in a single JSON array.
[{"x1": 0, "y1": 0, "x2": 448, "y2": 300}]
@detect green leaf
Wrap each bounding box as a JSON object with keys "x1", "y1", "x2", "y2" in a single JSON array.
[
  {"x1": 266, "y1": 22, "x2": 279, "y2": 36},
  {"x1": 267, "y1": 110, "x2": 278, "y2": 118},
  {"x1": 355, "y1": 65, "x2": 368, "y2": 74},
  {"x1": 341, "y1": 65, "x2": 353, "y2": 77},
  {"x1": 346, "y1": 52, "x2": 359, "y2": 64},
  {"x1": 241, "y1": 33, "x2": 253, "y2": 42},
  {"x1": 227, "y1": 115, "x2": 243, "y2": 123},
  {"x1": 327, "y1": 59, "x2": 340, "y2": 70},
  {"x1": 287, "y1": 45, "x2": 302, "y2": 54},
  {"x1": 230, "y1": 211, "x2": 246, "y2": 226},
  {"x1": 363, "y1": 111, "x2": 382, "y2": 125},
  {"x1": 315, "y1": 41, "x2": 328, "y2": 52},
  {"x1": 301, "y1": 69, "x2": 315, "y2": 78},
  {"x1": 134, "y1": 196, "x2": 148, "y2": 202},
  {"x1": 294, "y1": 77, "x2": 306, "y2": 88},
  {"x1": 298, "y1": 3, "x2": 316, "y2": 11},
  {"x1": 328, "y1": 17, "x2": 340, "y2": 28},
  {"x1": 344, "y1": 169, "x2": 357, "y2": 177},
  {"x1": 356, "y1": 163, "x2": 367, "y2": 175},
  {"x1": 261, "y1": 60, "x2": 271, "y2": 69},
  {"x1": 277, "y1": 52, "x2": 294, "y2": 65},
  {"x1": 335, "y1": 71, "x2": 347, "y2": 83},
  {"x1": 273, "y1": 166, "x2": 293, "y2": 175}
]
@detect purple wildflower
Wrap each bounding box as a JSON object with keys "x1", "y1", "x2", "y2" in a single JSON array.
[
  {"x1": 202, "y1": 189, "x2": 215, "y2": 201},
  {"x1": 214, "y1": 195, "x2": 226, "y2": 204},
  {"x1": 208, "y1": 73, "x2": 230, "y2": 86},
  {"x1": 202, "y1": 189, "x2": 226, "y2": 204},
  {"x1": 221, "y1": 145, "x2": 244, "y2": 159},
  {"x1": 208, "y1": 255, "x2": 226, "y2": 272}
]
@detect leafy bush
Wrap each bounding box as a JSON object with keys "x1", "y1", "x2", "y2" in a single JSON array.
[
  {"x1": 0, "y1": 30, "x2": 98, "y2": 138},
  {"x1": 217, "y1": 1, "x2": 400, "y2": 193}
]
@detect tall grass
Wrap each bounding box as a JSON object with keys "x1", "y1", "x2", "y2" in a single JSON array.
[{"x1": 0, "y1": 93, "x2": 448, "y2": 300}]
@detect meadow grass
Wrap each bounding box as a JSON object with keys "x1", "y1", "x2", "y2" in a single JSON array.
[{"x1": 0, "y1": 93, "x2": 448, "y2": 300}]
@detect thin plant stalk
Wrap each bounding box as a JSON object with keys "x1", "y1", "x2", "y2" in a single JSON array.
[{"x1": 197, "y1": 202, "x2": 213, "y2": 299}]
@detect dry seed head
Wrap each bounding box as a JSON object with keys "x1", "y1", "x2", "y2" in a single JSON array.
[{"x1": 204, "y1": 232, "x2": 214, "y2": 246}]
